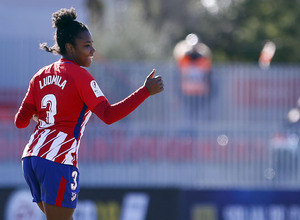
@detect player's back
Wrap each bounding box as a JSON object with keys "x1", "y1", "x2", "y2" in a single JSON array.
[
  {"x1": 32, "y1": 59, "x2": 90, "y2": 133},
  {"x1": 22, "y1": 59, "x2": 94, "y2": 166}
]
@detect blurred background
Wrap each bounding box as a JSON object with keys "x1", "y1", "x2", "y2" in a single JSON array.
[{"x1": 2, "y1": 0, "x2": 300, "y2": 219}]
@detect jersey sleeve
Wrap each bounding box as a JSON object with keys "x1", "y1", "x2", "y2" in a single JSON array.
[
  {"x1": 74, "y1": 68, "x2": 107, "y2": 110},
  {"x1": 14, "y1": 78, "x2": 37, "y2": 128},
  {"x1": 92, "y1": 86, "x2": 150, "y2": 124}
]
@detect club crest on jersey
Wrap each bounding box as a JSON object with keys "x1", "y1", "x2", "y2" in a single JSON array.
[
  {"x1": 71, "y1": 192, "x2": 77, "y2": 201},
  {"x1": 90, "y1": 80, "x2": 103, "y2": 97},
  {"x1": 39, "y1": 75, "x2": 67, "y2": 90}
]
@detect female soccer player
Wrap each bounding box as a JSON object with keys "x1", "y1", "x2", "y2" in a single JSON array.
[{"x1": 14, "y1": 8, "x2": 164, "y2": 220}]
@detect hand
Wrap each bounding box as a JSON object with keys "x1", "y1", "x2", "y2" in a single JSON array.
[
  {"x1": 144, "y1": 69, "x2": 164, "y2": 95},
  {"x1": 32, "y1": 114, "x2": 39, "y2": 123}
]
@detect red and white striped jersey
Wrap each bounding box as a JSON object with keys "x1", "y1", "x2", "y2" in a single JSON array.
[{"x1": 20, "y1": 58, "x2": 106, "y2": 167}]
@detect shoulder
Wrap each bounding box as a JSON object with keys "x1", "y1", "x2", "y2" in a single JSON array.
[
  {"x1": 64, "y1": 65, "x2": 96, "y2": 92},
  {"x1": 30, "y1": 63, "x2": 53, "y2": 83},
  {"x1": 75, "y1": 66, "x2": 91, "y2": 76},
  {"x1": 60, "y1": 61, "x2": 92, "y2": 77},
  {"x1": 70, "y1": 66, "x2": 94, "y2": 82}
]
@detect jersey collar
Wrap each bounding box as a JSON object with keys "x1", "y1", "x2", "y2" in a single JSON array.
[{"x1": 58, "y1": 58, "x2": 80, "y2": 66}]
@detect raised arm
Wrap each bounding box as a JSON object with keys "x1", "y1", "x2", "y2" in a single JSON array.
[{"x1": 92, "y1": 69, "x2": 164, "y2": 124}]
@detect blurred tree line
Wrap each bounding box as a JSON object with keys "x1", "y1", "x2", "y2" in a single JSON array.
[{"x1": 87, "y1": 0, "x2": 300, "y2": 62}]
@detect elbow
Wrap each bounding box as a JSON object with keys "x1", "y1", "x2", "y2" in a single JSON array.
[
  {"x1": 14, "y1": 116, "x2": 21, "y2": 128},
  {"x1": 15, "y1": 121, "x2": 28, "y2": 129},
  {"x1": 14, "y1": 116, "x2": 28, "y2": 129},
  {"x1": 102, "y1": 119, "x2": 115, "y2": 125},
  {"x1": 15, "y1": 121, "x2": 26, "y2": 129},
  {"x1": 100, "y1": 116, "x2": 118, "y2": 125}
]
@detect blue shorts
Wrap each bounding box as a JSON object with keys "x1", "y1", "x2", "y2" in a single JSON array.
[{"x1": 22, "y1": 156, "x2": 80, "y2": 208}]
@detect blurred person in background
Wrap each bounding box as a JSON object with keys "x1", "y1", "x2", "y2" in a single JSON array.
[
  {"x1": 14, "y1": 8, "x2": 164, "y2": 220},
  {"x1": 286, "y1": 97, "x2": 300, "y2": 130},
  {"x1": 174, "y1": 33, "x2": 212, "y2": 122}
]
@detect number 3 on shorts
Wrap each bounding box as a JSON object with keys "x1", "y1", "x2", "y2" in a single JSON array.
[{"x1": 71, "y1": 171, "x2": 78, "y2": 191}]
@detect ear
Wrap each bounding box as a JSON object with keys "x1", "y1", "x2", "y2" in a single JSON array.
[{"x1": 65, "y1": 43, "x2": 74, "y2": 54}]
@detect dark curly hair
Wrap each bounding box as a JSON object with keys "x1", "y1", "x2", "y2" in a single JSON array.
[{"x1": 40, "y1": 8, "x2": 89, "y2": 55}]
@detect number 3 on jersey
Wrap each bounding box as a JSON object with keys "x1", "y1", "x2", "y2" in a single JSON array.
[{"x1": 39, "y1": 94, "x2": 57, "y2": 128}]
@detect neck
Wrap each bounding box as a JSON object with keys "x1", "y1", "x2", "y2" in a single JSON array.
[{"x1": 62, "y1": 55, "x2": 75, "y2": 62}]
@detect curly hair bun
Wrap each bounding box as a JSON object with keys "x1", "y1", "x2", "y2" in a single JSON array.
[{"x1": 52, "y1": 7, "x2": 77, "y2": 29}]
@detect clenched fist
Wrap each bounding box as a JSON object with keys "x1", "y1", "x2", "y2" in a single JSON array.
[{"x1": 144, "y1": 69, "x2": 164, "y2": 95}]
